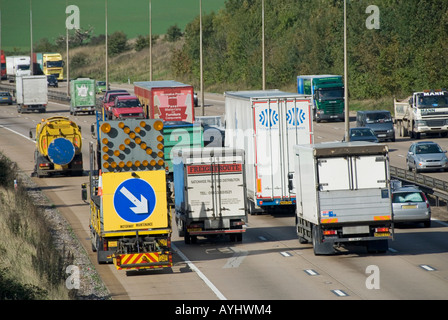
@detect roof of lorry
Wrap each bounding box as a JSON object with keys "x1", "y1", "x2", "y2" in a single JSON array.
[
  {"x1": 225, "y1": 90, "x2": 308, "y2": 99},
  {"x1": 134, "y1": 80, "x2": 191, "y2": 88},
  {"x1": 295, "y1": 141, "x2": 388, "y2": 157}
]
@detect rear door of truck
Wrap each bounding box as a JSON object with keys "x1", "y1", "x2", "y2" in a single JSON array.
[
  {"x1": 185, "y1": 151, "x2": 246, "y2": 220},
  {"x1": 318, "y1": 155, "x2": 391, "y2": 224},
  {"x1": 253, "y1": 97, "x2": 312, "y2": 203}
]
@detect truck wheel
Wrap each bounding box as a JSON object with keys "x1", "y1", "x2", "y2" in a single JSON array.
[{"x1": 312, "y1": 224, "x2": 334, "y2": 255}]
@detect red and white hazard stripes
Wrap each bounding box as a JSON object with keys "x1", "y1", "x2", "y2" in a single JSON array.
[{"x1": 114, "y1": 252, "x2": 173, "y2": 270}]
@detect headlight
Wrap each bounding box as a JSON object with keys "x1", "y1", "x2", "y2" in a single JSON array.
[{"x1": 415, "y1": 120, "x2": 426, "y2": 127}]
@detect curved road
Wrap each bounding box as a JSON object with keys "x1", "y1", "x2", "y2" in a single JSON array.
[{"x1": 0, "y1": 83, "x2": 447, "y2": 301}]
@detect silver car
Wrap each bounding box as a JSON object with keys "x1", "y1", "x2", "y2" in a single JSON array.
[
  {"x1": 406, "y1": 141, "x2": 448, "y2": 172},
  {"x1": 392, "y1": 186, "x2": 431, "y2": 228}
]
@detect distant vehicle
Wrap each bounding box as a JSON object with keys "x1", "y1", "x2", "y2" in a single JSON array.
[
  {"x1": 406, "y1": 141, "x2": 448, "y2": 172},
  {"x1": 32, "y1": 53, "x2": 64, "y2": 81},
  {"x1": 392, "y1": 184, "x2": 431, "y2": 228},
  {"x1": 16, "y1": 75, "x2": 47, "y2": 113},
  {"x1": 47, "y1": 74, "x2": 58, "y2": 87},
  {"x1": 0, "y1": 92, "x2": 13, "y2": 105},
  {"x1": 70, "y1": 78, "x2": 96, "y2": 115},
  {"x1": 101, "y1": 89, "x2": 130, "y2": 116},
  {"x1": 344, "y1": 127, "x2": 378, "y2": 143},
  {"x1": 108, "y1": 95, "x2": 145, "y2": 120},
  {"x1": 134, "y1": 80, "x2": 195, "y2": 122},
  {"x1": 297, "y1": 75, "x2": 344, "y2": 122},
  {"x1": 394, "y1": 90, "x2": 448, "y2": 139},
  {"x1": 96, "y1": 81, "x2": 107, "y2": 94},
  {"x1": 356, "y1": 110, "x2": 395, "y2": 142},
  {"x1": 6, "y1": 56, "x2": 31, "y2": 82}
]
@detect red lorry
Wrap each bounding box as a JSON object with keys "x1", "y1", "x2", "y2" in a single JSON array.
[{"x1": 134, "y1": 80, "x2": 195, "y2": 123}]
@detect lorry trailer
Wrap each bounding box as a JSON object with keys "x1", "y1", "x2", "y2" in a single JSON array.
[
  {"x1": 16, "y1": 75, "x2": 47, "y2": 113},
  {"x1": 294, "y1": 141, "x2": 393, "y2": 255},
  {"x1": 173, "y1": 147, "x2": 247, "y2": 243},
  {"x1": 224, "y1": 90, "x2": 313, "y2": 214},
  {"x1": 134, "y1": 80, "x2": 195, "y2": 123}
]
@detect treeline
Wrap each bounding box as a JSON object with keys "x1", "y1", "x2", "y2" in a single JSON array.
[{"x1": 172, "y1": 0, "x2": 448, "y2": 99}]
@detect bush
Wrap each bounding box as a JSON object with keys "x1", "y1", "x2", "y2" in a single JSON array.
[{"x1": 108, "y1": 31, "x2": 129, "y2": 56}]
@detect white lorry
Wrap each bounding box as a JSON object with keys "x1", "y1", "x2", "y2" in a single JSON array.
[
  {"x1": 394, "y1": 90, "x2": 448, "y2": 139},
  {"x1": 173, "y1": 148, "x2": 247, "y2": 244},
  {"x1": 294, "y1": 142, "x2": 394, "y2": 255},
  {"x1": 224, "y1": 90, "x2": 313, "y2": 214},
  {"x1": 6, "y1": 56, "x2": 31, "y2": 82},
  {"x1": 16, "y1": 75, "x2": 48, "y2": 113}
]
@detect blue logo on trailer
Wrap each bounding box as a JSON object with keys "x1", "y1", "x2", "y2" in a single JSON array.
[
  {"x1": 259, "y1": 109, "x2": 279, "y2": 127},
  {"x1": 287, "y1": 108, "x2": 306, "y2": 126},
  {"x1": 113, "y1": 178, "x2": 157, "y2": 223}
]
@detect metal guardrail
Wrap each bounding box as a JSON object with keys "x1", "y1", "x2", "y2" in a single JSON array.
[
  {"x1": 0, "y1": 83, "x2": 70, "y2": 102},
  {"x1": 390, "y1": 166, "x2": 448, "y2": 203}
]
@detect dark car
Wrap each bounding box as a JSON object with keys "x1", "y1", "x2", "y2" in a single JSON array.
[
  {"x1": 406, "y1": 141, "x2": 448, "y2": 172},
  {"x1": 47, "y1": 75, "x2": 58, "y2": 88},
  {"x1": 344, "y1": 127, "x2": 379, "y2": 143},
  {"x1": 0, "y1": 91, "x2": 13, "y2": 105},
  {"x1": 356, "y1": 110, "x2": 395, "y2": 142}
]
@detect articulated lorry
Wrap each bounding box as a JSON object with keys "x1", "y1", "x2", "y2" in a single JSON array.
[
  {"x1": 173, "y1": 148, "x2": 247, "y2": 244},
  {"x1": 86, "y1": 117, "x2": 172, "y2": 271},
  {"x1": 31, "y1": 116, "x2": 83, "y2": 177},
  {"x1": 394, "y1": 89, "x2": 448, "y2": 139},
  {"x1": 224, "y1": 90, "x2": 313, "y2": 214},
  {"x1": 32, "y1": 52, "x2": 64, "y2": 81},
  {"x1": 70, "y1": 78, "x2": 96, "y2": 115},
  {"x1": 6, "y1": 56, "x2": 31, "y2": 82},
  {"x1": 134, "y1": 80, "x2": 195, "y2": 123},
  {"x1": 16, "y1": 75, "x2": 47, "y2": 113},
  {"x1": 297, "y1": 75, "x2": 344, "y2": 122},
  {"x1": 294, "y1": 142, "x2": 393, "y2": 255}
]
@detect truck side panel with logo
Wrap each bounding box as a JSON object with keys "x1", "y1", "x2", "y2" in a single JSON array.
[{"x1": 134, "y1": 80, "x2": 195, "y2": 123}]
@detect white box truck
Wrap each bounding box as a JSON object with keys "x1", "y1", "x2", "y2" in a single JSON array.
[
  {"x1": 224, "y1": 90, "x2": 313, "y2": 214},
  {"x1": 6, "y1": 56, "x2": 31, "y2": 82},
  {"x1": 16, "y1": 75, "x2": 48, "y2": 113},
  {"x1": 173, "y1": 148, "x2": 247, "y2": 244},
  {"x1": 294, "y1": 142, "x2": 393, "y2": 255}
]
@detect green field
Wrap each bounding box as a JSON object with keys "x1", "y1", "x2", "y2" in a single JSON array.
[{"x1": 2, "y1": 0, "x2": 226, "y2": 52}]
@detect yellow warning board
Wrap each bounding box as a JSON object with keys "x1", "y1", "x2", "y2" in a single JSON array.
[{"x1": 101, "y1": 170, "x2": 168, "y2": 232}]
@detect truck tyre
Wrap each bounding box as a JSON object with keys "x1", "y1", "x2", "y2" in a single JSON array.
[{"x1": 312, "y1": 224, "x2": 334, "y2": 255}]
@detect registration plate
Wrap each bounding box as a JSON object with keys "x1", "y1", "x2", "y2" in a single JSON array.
[
  {"x1": 187, "y1": 228, "x2": 202, "y2": 232},
  {"x1": 280, "y1": 201, "x2": 292, "y2": 205},
  {"x1": 374, "y1": 232, "x2": 390, "y2": 237},
  {"x1": 402, "y1": 205, "x2": 417, "y2": 209}
]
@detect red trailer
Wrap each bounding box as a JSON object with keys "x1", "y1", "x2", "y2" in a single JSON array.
[{"x1": 134, "y1": 80, "x2": 195, "y2": 123}]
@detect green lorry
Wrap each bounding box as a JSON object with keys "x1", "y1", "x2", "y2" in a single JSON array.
[
  {"x1": 297, "y1": 75, "x2": 344, "y2": 122},
  {"x1": 164, "y1": 121, "x2": 204, "y2": 202},
  {"x1": 70, "y1": 78, "x2": 96, "y2": 115}
]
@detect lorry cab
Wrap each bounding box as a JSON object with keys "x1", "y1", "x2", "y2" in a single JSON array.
[{"x1": 356, "y1": 110, "x2": 395, "y2": 142}]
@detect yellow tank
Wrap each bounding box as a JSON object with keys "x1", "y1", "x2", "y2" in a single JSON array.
[{"x1": 33, "y1": 116, "x2": 83, "y2": 177}]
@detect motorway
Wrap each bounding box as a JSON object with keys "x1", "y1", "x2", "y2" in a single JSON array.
[{"x1": 0, "y1": 81, "x2": 448, "y2": 300}]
